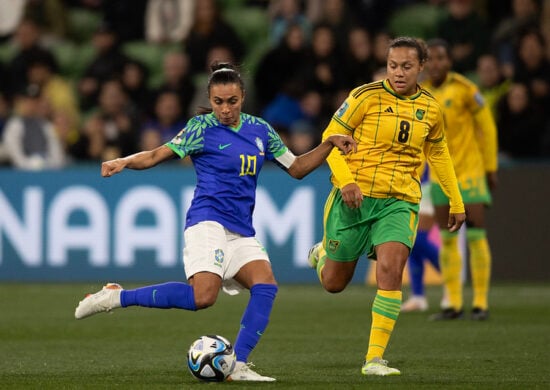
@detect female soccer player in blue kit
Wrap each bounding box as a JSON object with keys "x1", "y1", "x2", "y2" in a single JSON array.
[{"x1": 74, "y1": 62, "x2": 356, "y2": 382}]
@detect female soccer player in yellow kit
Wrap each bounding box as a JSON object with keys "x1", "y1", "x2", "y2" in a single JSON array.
[
  {"x1": 423, "y1": 39, "x2": 498, "y2": 321},
  {"x1": 308, "y1": 37, "x2": 465, "y2": 376}
]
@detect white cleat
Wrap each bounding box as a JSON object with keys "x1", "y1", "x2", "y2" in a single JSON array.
[
  {"x1": 361, "y1": 357, "x2": 401, "y2": 376},
  {"x1": 227, "y1": 361, "x2": 276, "y2": 382},
  {"x1": 75, "y1": 283, "x2": 123, "y2": 320},
  {"x1": 401, "y1": 295, "x2": 429, "y2": 312}
]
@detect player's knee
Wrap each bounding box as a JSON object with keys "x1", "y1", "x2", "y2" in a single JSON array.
[
  {"x1": 193, "y1": 291, "x2": 218, "y2": 309},
  {"x1": 321, "y1": 278, "x2": 347, "y2": 294}
]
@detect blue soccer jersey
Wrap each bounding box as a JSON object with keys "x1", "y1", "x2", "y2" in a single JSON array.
[{"x1": 166, "y1": 112, "x2": 292, "y2": 236}]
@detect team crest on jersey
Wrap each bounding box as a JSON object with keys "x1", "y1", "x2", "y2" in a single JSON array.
[
  {"x1": 214, "y1": 249, "x2": 224, "y2": 267},
  {"x1": 336, "y1": 101, "x2": 349, "y2": 117},
  {"x1": 415, "y1": 109, "x2": 425, "y2": 120},
  {"x1": 255, "y1": 137, "x2": 265, "y2": 155},
  {"x1": 327, "y1": 239, "x2": 340, "y2": 253}
]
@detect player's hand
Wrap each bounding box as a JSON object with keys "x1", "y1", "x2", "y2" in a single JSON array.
[
  {"x1": 328, "y1": 134, "x2": 357, "y2": 155},
  {"x1": 101, "y1": 158, "x2": 126, "y2": 177},
  {"x1": 341, "y1": 183, "x2": 363, "y2": 209},
  {"x1": 447, "y1": 212, "x2": 466, "y2": 233}
]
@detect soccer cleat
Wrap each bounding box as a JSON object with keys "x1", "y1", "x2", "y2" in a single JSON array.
[
  {"x1": 226, "y1": 361, "x2": 275, "y2": 382},
  {"x1": 428, "y1": 308, "x2": 464, "y2": 321},
  {"x1": 75, "y1": 283, "x2": 123, "y2": 320},
  {"x1": 308, "y1": 242, "x2": 322, "y2": 269},
  {"x1": 401, "y1": 296, "x2": 429, "y2": 312},
  {"x1": 361, "y1": 357, "x2": 401, "y2": 376},
  {"x1": 471, "y1": 307, "x2": 489, "y2": 321}
]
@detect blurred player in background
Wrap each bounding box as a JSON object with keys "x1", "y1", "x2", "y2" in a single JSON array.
[
  {"x1": 423, "y1": 39, "x2": 498, "y2": 321},
  {"x1": 401, "y1": 163, "x2": 441, "y2": 312},
  {"x1": 74, "y1": 62, "x2": 356, "y2": 382},
  {"x1": 308, "y1": 37, "x2": 465, "y2": 376}
]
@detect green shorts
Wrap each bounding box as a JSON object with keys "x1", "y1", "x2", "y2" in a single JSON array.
[
  {"x1": 431, "y1": 175, "x2": 492, "y2": 206},
  {"x1": 322, "y1": 187, "x2": 419, "y2": 261}
]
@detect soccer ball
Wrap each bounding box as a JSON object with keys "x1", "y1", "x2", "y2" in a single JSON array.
[{"x1": 187, "y1": 335, "x2": 236, "y2": 382}]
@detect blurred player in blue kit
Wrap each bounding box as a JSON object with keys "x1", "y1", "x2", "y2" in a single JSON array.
[{"x1": 74, "y1": 62, "x2": 356, "y2": 382}]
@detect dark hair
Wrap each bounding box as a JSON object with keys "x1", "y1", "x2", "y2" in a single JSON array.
[
  {"x1": 207, "y1": 62, "x2": 244, "y2": 96},
  {"x1": 426, "y1": 38, "x2": 451, "y2": 58},
  {"x1": 388, "y1": 36, "x2": 428, "y2": 64}
]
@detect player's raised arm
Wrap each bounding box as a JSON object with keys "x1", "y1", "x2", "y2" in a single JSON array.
[{"x1": 101, "y1": 145, "x2": 176, "y2": 177}]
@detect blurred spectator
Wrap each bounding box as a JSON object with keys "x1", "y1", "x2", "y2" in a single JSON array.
[
  {"x1": 512, "y1": 29, "x2": 550, "y2": 116},
  {"x1": 77, "y1": 23, "x2": 130, "y2": 111},
  {"x1": 23, "y1": 0, "x2": 69, "y2": 43},
  {"x1": 95, "y1": 78, "x2": 140, "y2": 158},
  {"x1": 372, "y1": 30, "x2": 393, "y2": 70},
  {"x1": 436, "y1": 0, "x2": 489, "y2": 74},
  {"x1": 101, "y1": 0, "x2": 147, "y2": 43},
  {"x1": 308, "y1": 0, "x2": 357, "y2": 50},
  {"x1": 342, "y1": 26, "x2": 377, "y2": 89},
  {"x1": 140, "y1": 127, "x2": 163, "y2": 152},
  {"x1": 26, "y1": 51, "x2": 80, "y2": 148},
  {"x1": 156, "y1": 51, "x2": 195, "y2": 122},
  {"x1": 288, "y1": 89, "x2": 327, "y2": 154},
  {"x1": 254, "y1": 22, "x2": 309, "y2": 111},
  {"x1": 120, "y1": 59, "x2": 153, "y2": 121},
  {"x1": 2, "y1": 84, "x2": 65, "y2": 169},
  {"x1": 475, "y1": 54, "x2": 511, "y2": 120},
  {"x1": 6, "y1": 18, "x2": 58, "y2": 99},
  {"x1": 262, "y1": 84, "x2": 305, "y2": 145},
  {"x1": 145, "y1": 0, "x2": 195, "y2": 44},
  {"x1": 0, "y1": 0, "x2": 27, "y2": 42},
  {"x1": 268, "y1": 0, "x2": 311, "y2": 46},
  {"x1": 496, "y1": 82, "x2": 546, "y2": 159},
  {"x1": 302, "y1": 23, "x2": 346, "y2": 116},
  {"x1": 492, "y1": 0, "x2": 540, "y2": 79},
  {"x1": 68, "y1": 113, "x2": 106, "y2": 161},
  {"x1": 184, "y1": 0, "x2": 245, "y2": 76},
  {"x1": 141, "y1": 90, "x2": 186, "y2": 147},
  {"x1": 354, "y1": 0, "x2": 400, "y2": 34}
]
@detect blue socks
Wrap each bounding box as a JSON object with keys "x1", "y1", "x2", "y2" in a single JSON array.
[
  {"x1": 409, "y1": 230, "x2": 439, "y2": 296},
  {"x1": 120, "y1": 282, "x2": 197, "y2": 311},
  {"x1": 234, "y1": 284, "x2": 278, "y2": 362},
  {"x1": 120, "y1": 281, "x2": 278, "y2": 362}
]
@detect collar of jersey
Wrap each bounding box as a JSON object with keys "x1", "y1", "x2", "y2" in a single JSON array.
[
  {"x1": 210, "y1": 112, "x2": 243, "y2": 132},
  {"x1": 382, "y1": 79, "x2": 422, "y2": 100}
]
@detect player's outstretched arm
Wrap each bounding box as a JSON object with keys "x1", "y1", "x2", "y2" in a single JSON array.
[
  {"x1": 287, "y1": 134, "x2": 356, "y2": 179},
  {"x1": 101, "y1": 145, "x2": 176, "y2": 177}
]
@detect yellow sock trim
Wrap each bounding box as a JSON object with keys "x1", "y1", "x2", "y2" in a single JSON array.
[
  {"x1": 440, "y1": 233, "x2": 462, "y2": 310},
  {"x1": 468, "y1": 233, "x2": 491, "y2": 310},
  {"x1": 366, "y1": 290, "x2": 401, "y2": 361}
]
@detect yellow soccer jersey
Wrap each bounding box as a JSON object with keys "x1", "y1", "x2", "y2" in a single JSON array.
[
  {"x1": 422, "y1": 72, "x2": 498, "y2": 183},
  {"x1": 322, "y1": 80, "x2": 464, "y2": 213}
]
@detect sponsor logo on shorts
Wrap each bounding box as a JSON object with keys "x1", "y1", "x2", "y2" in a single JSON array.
[{"x1": 214, "y1": 249, "x2": 224, "y2": 268}]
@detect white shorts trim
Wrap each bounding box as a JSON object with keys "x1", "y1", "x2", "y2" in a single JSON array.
[{"x1": 183, "y1": 221, "x2": 270, "y2": 295}]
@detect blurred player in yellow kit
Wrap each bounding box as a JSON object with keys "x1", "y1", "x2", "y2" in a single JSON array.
[{"x1": 422, "y1": 39, "x2": 498, "y2": 321}]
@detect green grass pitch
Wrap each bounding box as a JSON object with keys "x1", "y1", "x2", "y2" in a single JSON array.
[{"x1": 1, "y1": 283, "x2": 549, "y2": 389}]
